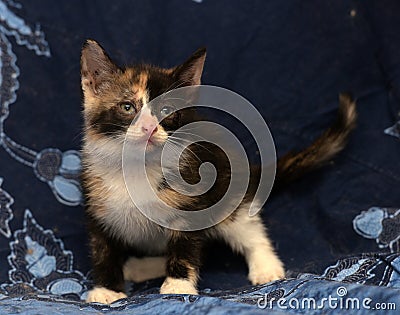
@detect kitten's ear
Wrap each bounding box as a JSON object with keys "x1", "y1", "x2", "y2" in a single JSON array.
[
  {"x1": 81, "y1": 39, "x2": 119, "y2": 95},
  {"x1": 173, "y1": 47, "x2": 206, "y2": 86}
]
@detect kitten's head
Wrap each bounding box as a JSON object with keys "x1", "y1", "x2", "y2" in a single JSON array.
[{"x1": 81, "y1": 40, "x2": 206, "y2": 154}]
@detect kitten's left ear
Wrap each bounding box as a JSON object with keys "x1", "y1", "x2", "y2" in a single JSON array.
[{"x1": 173, "y1": 47, "x2": 206, "y2": 86}]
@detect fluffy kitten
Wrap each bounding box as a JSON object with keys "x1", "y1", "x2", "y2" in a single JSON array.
[{"x1": 80, "y1": 40, "x2": 356, "y2": 304}]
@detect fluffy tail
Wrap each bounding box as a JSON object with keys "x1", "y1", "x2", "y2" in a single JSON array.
[{"x1": 274, "y1": 93, "x2": 357, "y2": 189}]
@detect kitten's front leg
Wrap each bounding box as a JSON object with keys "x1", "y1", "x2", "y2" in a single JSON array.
[
  {"x1": 86, "y1": 222, "x2": 127, "y2": 304},
  {"x1": 160, "y1": 231, "x2": 203, "y2": 295}
]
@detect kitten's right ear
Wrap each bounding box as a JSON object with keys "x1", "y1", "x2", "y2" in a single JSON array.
[{"x1": 81, "y1": 39, "x2": 119, "y2": 96}]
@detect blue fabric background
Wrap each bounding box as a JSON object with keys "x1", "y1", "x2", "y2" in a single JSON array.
[{"x1": 0, "y1": 0, "x2": 399, "y2": 313}]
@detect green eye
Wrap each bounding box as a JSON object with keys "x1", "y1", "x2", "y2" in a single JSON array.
[
  {"x1": 119, "y1": 102, "x2": 135, "y2": 114},
  {"x1": 160, "y1": 105, "x2": 174, "y2": 117}
]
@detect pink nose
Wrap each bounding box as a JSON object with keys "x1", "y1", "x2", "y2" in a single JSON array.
[
  {"x1": 138, "y1": 111, "x2": 159, "y2": 136},
  {"x1": 141, "y1": 124, "x2": 158, "y2": 136}
]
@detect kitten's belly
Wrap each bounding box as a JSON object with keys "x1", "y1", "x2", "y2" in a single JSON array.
[
  {"x1": 88, "y1": 160, "x2": 172, "y2": 254},
  {"x1": 102, "y1": 178, "x2": 169, "y2": 254}
]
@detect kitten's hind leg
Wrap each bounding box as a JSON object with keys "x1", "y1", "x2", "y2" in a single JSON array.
[
  {"x1": 216, "y1": 205, "x2": 285, "y2": 285},
  {"x1": 123, "y1": 256, "x2": 166, "y2": 283}
]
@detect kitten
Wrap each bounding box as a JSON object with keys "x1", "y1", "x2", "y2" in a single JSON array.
[{"x1": 80, "y1": 40, "x2": 356, "y2": 304}]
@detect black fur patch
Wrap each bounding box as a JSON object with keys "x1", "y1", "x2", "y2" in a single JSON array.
[{"x1": 90, "y1": 105, "x2": 134, "y2": 136}]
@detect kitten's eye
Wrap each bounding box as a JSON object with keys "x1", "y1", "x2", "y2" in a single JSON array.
[
  {"x1": 119, "y1": 102, "x2": 135, "y2": 114},
  {"x1": 160, "y1": 105, "x2": 175, "y2": 117}
]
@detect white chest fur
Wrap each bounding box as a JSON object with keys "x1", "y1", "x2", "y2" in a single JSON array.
[
  {"x1": 87, "y1": 147, "x2": 169, "y2": 254},
  {"x1": 83, "y1": 137, "x2": 175, "y2": 254},
  {"x1": 103, "y1": 168, "x2": 168, "y2": 254}
]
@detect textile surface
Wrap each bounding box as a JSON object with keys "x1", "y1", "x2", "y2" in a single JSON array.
[{"x1": 0, "y1": 0, "x2": 399, "y2": 313}]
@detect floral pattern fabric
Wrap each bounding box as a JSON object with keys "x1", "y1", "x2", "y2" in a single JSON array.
[{"x1": 0, "y1": 0, "x2": 399, "y2": 314}]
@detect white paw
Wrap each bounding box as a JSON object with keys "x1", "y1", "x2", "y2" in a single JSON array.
[
  {"x1": 86, "y1": 287, "x2": 127, "y2": 304},
  {"x1": 123, "y1": 256, "x2": 166, "y2": 283},
  {"x1": 248, "y1": 256, "x2": 285, "y2": 285},
  {"x1": 160, "y1": 277, "x2": 198, "y2": 295}
]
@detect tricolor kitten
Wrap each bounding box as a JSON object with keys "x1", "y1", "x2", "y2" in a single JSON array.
[{"x1": 81, "y1": 40, "x2": 356, "y2": 304}]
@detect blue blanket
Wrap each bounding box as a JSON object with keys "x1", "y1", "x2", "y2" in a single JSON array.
[{"x1": 0, "y1": 0, "x2": 399, "y2": 313}]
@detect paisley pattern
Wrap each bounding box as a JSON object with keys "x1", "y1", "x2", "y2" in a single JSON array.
[
  {"x1": 0, "y1": 1, "x2": 88, "y2": 302},
  {"x1": 0, "y1": 0, "x2": 82, "y2": 206},
  {"x1": 354, "y1": 207, "x2": 400, "y2": 253},
  {"x1": 0, "y1": 178, "x2": 13, "y2": 238},
  {"x1": 385, "y1": 121, "x2": 400, "y2": 139},
  {"x1": 33, "y1": 149, "x2": 82, "y2": 206},
  {"x1": 1, "y1": 209, "x2": 87, "y2": 300},
  {"x1": 321, "y1": 257, "x2": 377, "y2": 283}
]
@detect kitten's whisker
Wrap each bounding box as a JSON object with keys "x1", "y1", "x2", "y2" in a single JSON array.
[
  {"x1": 165, "y1": 138, "x2": 203, "y2": 164},
  {"x1": 162, "y1": 142, "x2": 194, "y2": 168},
  {"x1": 167, "y1": 135, "x2": 214, "y2": 155},
  {"x1": 172, "y1": 125, "x2": 203, "y2": 132},
  {"x1": 163, "y1": 79, "x2": 191, "y2": 95},
  {"x1": 165, "y1": 139, "x2": 195, "y2": 160},
  {"x1": 159, "y1": 81, "x2": 194, "y2": 104},
  {"x1": 160, "y1": 96, "x2": 192, "y2": 106},
  {"x1": 160, "y1": 96, "x2": 193, "y2": 109},
  {"x1": 169, "y1": 131, "x2": 209, "y2": 142},
  {"x1": 72, "y1": 130, "x2": 86, "y2": 142}
]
